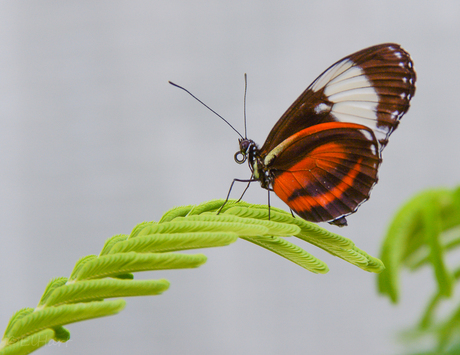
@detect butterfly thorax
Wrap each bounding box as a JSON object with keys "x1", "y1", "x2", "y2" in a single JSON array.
[{"x1": 235, "y1": 138, "x2": 272, "y2": 190}]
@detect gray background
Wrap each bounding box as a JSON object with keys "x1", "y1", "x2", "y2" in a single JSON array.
[{"x1": 1, "y1": 1, "x2": 458, "y2": 354}]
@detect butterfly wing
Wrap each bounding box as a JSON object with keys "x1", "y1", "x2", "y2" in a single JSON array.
[
  {"x1": 260, "y1": 43, "x2": 416, "y2": 154},
  {"x1": 259, "y1": 43, "x2": 416, "y2": 225},
  {"x1": 266, "y1": 122, "x2": 380, "y2": 225}
]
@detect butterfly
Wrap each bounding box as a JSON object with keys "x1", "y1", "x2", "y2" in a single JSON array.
[
  {"x1": 170, "y1": 43, "x2": 416, "y2": 227},
  {"x1": 233, "y1": 43, "x2": 416, "y2": 226}
]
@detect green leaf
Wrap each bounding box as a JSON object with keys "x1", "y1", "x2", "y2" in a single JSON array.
[
  {"x1": 224, "y1": 204, "x2": 299, "y2": 223},
  {"x1": 137, "y1": 219, "x2": 270, "y2": 237},
  {"x1": 37, "y1": 278, "x2": 68, "y2": 307},
  {"x1": 378, "y1": 191, "x2": 424, "y2": 303},
  {"x1": 219, "y1": 199, "x2": 289, "y2": 216},
  {"x1": 418, "y1": 268, "x2": 460, "y2": 330},
  {"x1": 110, "y1": 232, "x2": 238, "y2": 254},
  {"x1": 44, "y1": 279, "x2": 170, "y2": 307},
  {"x1": 437, "y1": 302, "x2": 460, "y2": 351},
  {"x1": 0, "y1": 328, "x2": 55, "y2": 355},
  {"x1": 221, "y1": 204, "x2": 383, "y2": 272},
  {"x1": 187, "y1": 200, "x2": 230, "y2": 216},
  {"x1": 1, "y1": 199, "x2": 385, "y2": 355},
  {"x1": 110, "y1": 273, "x2": 134, "y2": 280},
  {"x1": 4, "y1": 300, "x2": 125, "y2": 345},
  {"x1": 351, "y1": 248, "x2": 385, "y2": 273},
  {"x1": 375, "y1": 186, "x2": 460, "y2": 351},
  {"x1": 296, "y1": 223, "x2": 355, "y2": 249},
  {"x1": 69, "y1": 255, "x2": 98, "y2": 281},
  {"x1": 417, "y1": 292, "x2": 442, "y2": 330},
  {"x1": 129, "y1": 221, "x2": 156, "y2": 238},
  {"x1": 52, "y1": 326, "x2": 70, "y2": 342},
  {"x1": 184, "y1": 213, "x2": 301, "y2": 236},
  {"x1": 99, "y1": 234, "x2": 128, "y2": 256},
  {"x1": 2, "y1": 309, "x2": 34, "y2": 340},
  {"x1": 226, "y1": 205, "x2": 354, "y2": 247},
  {"x1": 242, "y1": 235, "x2": 329, "y2": 273},
  {"x1": 378, "y1": 188, "x2": 460, "y2": 303},
  {"x1": 158, "y1": 205, "x2": 195, "y2": 223},
  {"x1": 422, "y1": 198, "x2": 453, "y2": 297},
  {"x1": 73, "y1": 252, "x2": 207, "y2": 281}
]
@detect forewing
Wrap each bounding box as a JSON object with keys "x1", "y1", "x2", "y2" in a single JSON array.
[
  {"x1": 268, "y1": 122, "x2": 381, "y2": 224},
  {"x1": 260, "y1": 43, "x2": 416, "y2": 154}
]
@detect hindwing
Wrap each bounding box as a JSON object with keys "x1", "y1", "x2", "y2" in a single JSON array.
[{"x1": 266, "y1": 122, "x2": 380, "y2": 224}]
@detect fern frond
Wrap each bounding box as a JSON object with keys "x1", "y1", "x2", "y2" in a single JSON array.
[
  {"x1": 110, "y1": 232, "x2": 238, "y2": 254},
  {"x1": 1, "y1": 199, "x2": 383, "y2": 354},
  {"x1": 378, "y1": 187, "x2": 460, "y2": 303},
  {"x1": 37, "y1": 278, "x2": 68, "y2": 307},
  {"x1": 52, "y1": 326, "x2": 70, "y2": 342},
  {"x1": 99, "y1": 234, "x2": 128, "y2": 256},
  {"x1": 241, "y1": 235, "x2": 329, "y2": 273},
  {"x1": 73, "y1": 253, "x2": 207, "y2": 281},
  {"x1": 137, "y1": 219, "x2": 271, "y2": 237},
  {"x1": 0, "y1": 329, "x2": 55, "y2": 355},
  {"x1": 4, "y1": 300, "x2": 125, "y2": 345},
  {"x1": 43, "y1": 279, "x2": 170, "y2": 307},
  {"x1": 218, "y1": 203, "x2": 381, "y2": 271},
  {"x1": 182, "y1": 213, "x2": 300, "y2": 236},
  {"x1": 377, "y1": 186, "x2": 460, "y2": 352},
  {"x1": 69, "y1": 255, "x2": 97, "y2": 281},
  {"x1": 3, "y1": 309, "x2": 34, "y2": 339}
]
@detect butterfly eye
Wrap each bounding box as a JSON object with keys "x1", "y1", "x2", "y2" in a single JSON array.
[{"x1": 234, "y1": 151, "x2": 247, "y2": 164}]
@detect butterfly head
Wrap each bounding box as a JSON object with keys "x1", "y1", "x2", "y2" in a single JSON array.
[
  {"x1": 234, "y1": 138, "x2": 256, "y2": 165},
  {"x1": 235, "y1": 138, "x2": 272, "y2": 189}
]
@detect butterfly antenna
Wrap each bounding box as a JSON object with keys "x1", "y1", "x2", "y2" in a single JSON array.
[
  {"x1": 243, "y1": 73, "x2": 248, "y2": 139},
  {"x1": 169, "y1": 81, "x2": 244, "y2": 139}
]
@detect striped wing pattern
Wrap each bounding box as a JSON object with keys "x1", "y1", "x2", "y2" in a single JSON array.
[
  {"x1": 271, "y1": 123, "x2": 380, "y2": 224},
  {"x1": 261, "y1": 43, "x2": 416, "y2": 225}
]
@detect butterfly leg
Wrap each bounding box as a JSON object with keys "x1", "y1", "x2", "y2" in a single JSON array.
[
  {"x1": 217, "y1": 177, "x2": 257, "y2": 215},
  {"x1": 236, "y1": 179, "x2": 253, "y2": 202},
  {"x1": 267, "y1": 188, "x2": 271, "y2": 220}
]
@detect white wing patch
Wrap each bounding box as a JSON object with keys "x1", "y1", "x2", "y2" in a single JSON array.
[
  {"x1": 333, "y1": 102, "x2": 377, "y2": 120},
  {"x1": 314, "y1": 102, "x2": 331, "y2": 114},
  {"x1": 360, "y1": 129, "x2": 378, "y2": 155},
  {"x1": 310, "y1": 59, "x2": 353, "y2": 93},
  {"x1": 298, "y1": 44, "x2": 415, "y2": 155},
  {"x1": 325, "y1": 66, "x2": 369, "y2": 95},
  {"x1": 311, "y1": 57, "x2": 393, "y2": 146},
  {"x1": 328, "y1": 87, "x2": 379, "y2": 103}
]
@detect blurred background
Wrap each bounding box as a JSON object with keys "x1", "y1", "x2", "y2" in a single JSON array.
[{"x1": 0, "y1": 1, "x2": 459, "y2": 354}]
